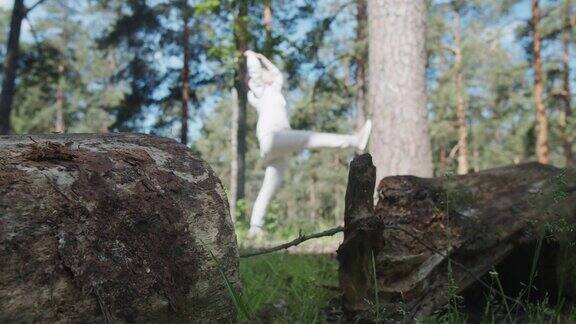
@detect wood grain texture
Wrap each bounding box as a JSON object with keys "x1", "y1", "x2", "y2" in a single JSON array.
[{"x1": 338, "y1": 154, "x2": 576, "y2": 321}]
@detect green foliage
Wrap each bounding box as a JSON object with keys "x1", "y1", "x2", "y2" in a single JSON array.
[
  {"x1": 0, "y1": 7, "x2": 9, "y2": 74},
  {"x1": 195, "y1": 0, "x2": 221, "y2": 14},
  {"x1": 425, "y1": 0, "x2": 575, "y2": 175},
  {"x1": 97, "y1": 0, "x2": 227, "y2": 136},
  {"x1": 9, "y1": 0, "x2": 125, "y2": 134},
  {"x1": 12, "y1": 42, "x2": 63, "y2": 133}
]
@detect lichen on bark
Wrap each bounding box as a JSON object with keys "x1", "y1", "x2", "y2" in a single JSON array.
[{"x1": 0, "y1": 133, "x2": 239, "y2": 323}]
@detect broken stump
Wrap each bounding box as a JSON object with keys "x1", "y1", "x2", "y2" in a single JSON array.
[{"x1": 338, "y1": 154, "x2": 576, "y2": 322}]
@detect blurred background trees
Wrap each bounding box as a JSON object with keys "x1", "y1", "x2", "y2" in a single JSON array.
[{"x1": 0, "y1": 0, "x2": 574, "y2": 235}]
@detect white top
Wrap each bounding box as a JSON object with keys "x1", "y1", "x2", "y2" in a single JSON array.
[{"x1": 246, "y1": 53, "x2": 291, "y2": 140}]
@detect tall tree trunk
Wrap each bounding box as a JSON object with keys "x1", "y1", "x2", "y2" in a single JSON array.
[
  {"x1": 0, "y1": 0, "x2": 25, "y2": 135},
  {"x1": 309, "y1": 174, "x2": 317, "y2": 222},
  {"x1": 355, "y1": 0, "x2": 368, "y2": 141},
  {"x1": 180, "y1": 11, "x2": 191, "y2": 146},
  {"x1": 263, "y1": 0, "x2": 273, "y2": 58},
  {"x1": 367, "y1": 0, "x2": 433, "y2": 180},
  {"x1": 438, "y1": 144, "x2": 447, "y2": 177},
  {"x1": 453, "y1": 9, "x2": 468, "y2": 175},
  {"x1": 55, "y1": 64, "x2": 65, "y2": 133},
  {"x1": 531, "y1": 0, "x2": 550, "y2": 164},
  {"x1": 230, "y1": 89, "x2": 239, "y2": 222},
  {"x1": 472, "y1": 139, "x2": 480, "y2": 172},
  {"x1": 561, "y1": 0, "x2": 573, "y2": 167},
  {"x1": 101, "y1": 111, "x2": 110, "y2": 133},
  {"x1": 101, "y1": 54, "x2": 117, "y2": 134},
  {"x1": 231, "y1": 0, "x2": 249, "y2": 210}
]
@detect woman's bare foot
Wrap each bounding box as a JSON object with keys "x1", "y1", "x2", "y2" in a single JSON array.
[
  {"x1": 355, "y1": 120, "x2": 372, "y2": 152},
  {"x1": 248, "y1": 226, "x2": 265, "y2": 238}
]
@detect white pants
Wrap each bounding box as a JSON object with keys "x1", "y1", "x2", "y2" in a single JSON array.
[{"x1": 250, "y1": 129, "x2": 357, "y2": 229}]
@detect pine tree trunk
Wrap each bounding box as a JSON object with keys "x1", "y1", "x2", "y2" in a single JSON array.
[
  {"x1": 472, "y1": 140, "x2": 480, "y2": 172},
  {"x1": 0, "y1": 133, "x2": 239, "y2": 323},
  {"x1": 453, "y1": 9, "x2": 468, "y2": 175},
  {"x1": 0, "y1": 0, "x2": 25, "y2": 135},
  {"x1": 355, "y1": 0, "x2": 368, "y2": 141},
  {"x1": 531, "y1": 0, "x2": 550, "y2": 164},
  {"x1": 101, "y1": 55, "x2": 116, "y2": 134},
  {"x1": 263, "y1": 0, "x2": 273, "y2": 58},
  {"x1": 438, "y1": 144, "x2": 447, "y2": 176},
  {"x1": 102, "y1": 112, "x2": 110, "y2": 133},
  {"x1": 55, "y1": 64, "x2": 66, "y2": 133},
  {"x1": 231, "y1": 0, "x2": 249, "y2": 209},
  {"x1": 561, "y1": 0, "x2": 573, "y2": 167},
  {"x1": 180, "y1": 11, "x2": 191, "y2": 146},
  {"x1": 367, "y1": 0, "x2": 433, "y2": 180}
]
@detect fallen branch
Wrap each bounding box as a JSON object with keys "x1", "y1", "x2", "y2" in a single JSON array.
[{"x1": 239, "y1": 226, "x2": 344, "y2": 258}]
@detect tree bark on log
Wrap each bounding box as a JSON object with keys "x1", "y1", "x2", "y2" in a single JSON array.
[
  {"x1": 0, "y1": 133, "x2": 239, "y2": 323},
  {"x1": 338, "y1": 154, "x2": 576, "y2": 322}
]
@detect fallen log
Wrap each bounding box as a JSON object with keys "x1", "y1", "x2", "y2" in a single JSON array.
[
  {"x1": 338, "y1": 154, "x2": 576, "y2": 322},
  {"x1": 0, "y1": 133, "x2": 239, "y2": 323}
]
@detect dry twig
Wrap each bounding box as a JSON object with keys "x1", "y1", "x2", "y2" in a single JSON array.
[{"x1": 239, "y1": 226, "x2": 344, "y2": 258}]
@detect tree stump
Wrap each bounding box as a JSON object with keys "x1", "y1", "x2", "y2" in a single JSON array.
[
  {"x1": 338, "y1": 154, "x2": 576, "y2": 322},
  {"x1": 0, "y1": 133, "x2": 239, "y2": 323}
]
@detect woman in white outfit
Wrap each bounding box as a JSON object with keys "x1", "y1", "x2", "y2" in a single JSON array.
[{"x1": 244, "y1": 50, "x2": 372, "y2": 236}]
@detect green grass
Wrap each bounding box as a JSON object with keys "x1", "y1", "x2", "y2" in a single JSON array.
[
  {"x1": 236, "y1": 252, "x2": 576, "y2": 323},
  {"x1": 238, "y1": 253, "x2": 339, "y2": 323}
]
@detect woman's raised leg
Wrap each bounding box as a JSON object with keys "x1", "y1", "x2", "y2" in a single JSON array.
[{"x1": 260, "y1": 120, "x2": 372, "y2": 163}]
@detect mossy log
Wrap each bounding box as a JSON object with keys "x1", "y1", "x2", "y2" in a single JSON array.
[
  {"x1": 338, "y1": 154, "x2": 576, "y2": 322},
  {"x1": 0, "y1": 133, "x2": 239, "y2": 323}
]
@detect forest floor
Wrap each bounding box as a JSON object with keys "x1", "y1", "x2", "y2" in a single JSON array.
[
  {"x1": 238, "y1": 253, "x2": 339, "y2": 323},
  {"x1": 236, "y1": 230, "x2": 341, "y2": 323},
  {"x1": 237, "y1": 233, "x2": 576, "y2": 323}
]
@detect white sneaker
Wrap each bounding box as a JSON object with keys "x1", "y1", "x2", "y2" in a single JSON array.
[
  {"x1": 355, "y1": 120, "x2": 372, "y2": 152},
  {"x1": 248, "y1": 226, "x2": 265, "y2": 238}
]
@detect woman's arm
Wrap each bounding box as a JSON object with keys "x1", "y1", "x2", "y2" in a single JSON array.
[
  {"x1": 256, "y1": 53, "x2": 283, "y2": 90},
  {"x1": 247, "y1": 90, "x2": 261, "y2": 109},
  {"x1": 256, "y1": 53, "x2": 281, "y2": 77},
  {"x1": 245, "y1": 51, "x2": 265, "y2": 96}
]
